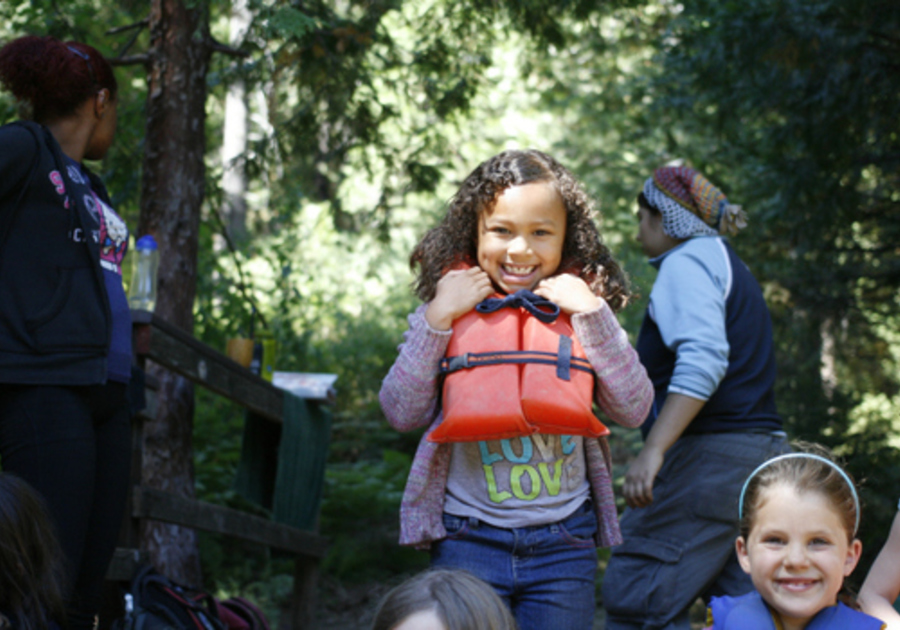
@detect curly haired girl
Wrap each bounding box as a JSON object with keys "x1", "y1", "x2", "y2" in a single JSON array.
[{"x1": 380, "y1": 149, "x2": 653, "y2": 630}]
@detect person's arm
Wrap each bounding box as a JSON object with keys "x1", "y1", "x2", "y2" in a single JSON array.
[
  {"x1": 859, "y1": 510, "x2": 900, "y2": 629},
  {"x1": 0, "y1": 123, "x2": 40, "y2": 204},
  {"x1": 379, "y1": 304, "x2": 452, "y2": 432},
  {"x1": 623, "y1": 393, "x2": 705, "y2": 507},
  {"x1": 624, "y1": 241, "x2": 731, "y2": 508},
  {"x1": 380, "y1": 268, "x2": 493, "y2": 432}
]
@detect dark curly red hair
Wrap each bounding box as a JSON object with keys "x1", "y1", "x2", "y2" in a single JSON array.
[
  {"x1": 0, "y1": 35, "x2": 117, "y2": 122},
  {"x1": 410, "y1": 149, "x2": 631, "y2": 312}
]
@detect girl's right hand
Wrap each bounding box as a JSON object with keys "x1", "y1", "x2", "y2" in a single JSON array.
[{"x1": 425, "y1": 267, "x2": 493, "y2": 331}]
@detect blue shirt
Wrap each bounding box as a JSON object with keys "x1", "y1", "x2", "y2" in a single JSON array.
[{"x1": 66, "y1": 159, "x2": 132, "y2": 383}]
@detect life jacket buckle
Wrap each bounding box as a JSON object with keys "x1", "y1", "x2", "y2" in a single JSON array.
[{"x1": 444, "y1": 353, "x2": 470, "y2": 373}]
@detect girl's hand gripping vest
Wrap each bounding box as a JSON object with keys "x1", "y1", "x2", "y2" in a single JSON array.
[{"x1": 429, "y1": 290, "x2": 610, "y2": 443}]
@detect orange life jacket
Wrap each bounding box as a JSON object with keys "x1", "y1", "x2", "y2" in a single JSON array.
[{"x1": 428, "y1": 291, "x2": 610, "y2": 443}]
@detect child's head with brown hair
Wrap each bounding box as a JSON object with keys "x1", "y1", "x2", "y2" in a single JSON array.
[
  {"x1": 0, "y1": 473, "x2": 67, "y2": 630},
  {"x1": 371, "y1": 568, "x2": 518, "y2": 630},
  {"x1": 735, "y1": 444, "x2": 864, "y2": 630},
  {"x1": 410, "y1": 149, "x2": 630, "y2": 311}
]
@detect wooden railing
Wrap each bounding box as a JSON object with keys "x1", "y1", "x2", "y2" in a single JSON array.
[{"x1": 106, "y1": 310, "x2": 329, "y2": 628}]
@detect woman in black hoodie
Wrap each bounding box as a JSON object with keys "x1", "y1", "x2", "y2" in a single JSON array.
[{"x1": 0, "y1": 35, "x2": 132, "y2": 630}]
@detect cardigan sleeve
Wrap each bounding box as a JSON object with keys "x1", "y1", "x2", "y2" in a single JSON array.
[
  {"x1": 379, "y1": 303, "x2": 453, "y2": 432},
  {"x1": 572, "y1": 303, "x2": 653, "y2": 428}
]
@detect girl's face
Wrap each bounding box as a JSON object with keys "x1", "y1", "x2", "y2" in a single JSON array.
[
  {"x1": 735, "y1": 484, "x2": 862, "y2": 630},
  {"x1": 477, "y1": 182, "x2": 566, "y2": 294}
]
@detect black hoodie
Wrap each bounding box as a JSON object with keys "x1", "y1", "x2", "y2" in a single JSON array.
[{"x1": 0, "y1": 121, "x2": 113, "y2": 385}]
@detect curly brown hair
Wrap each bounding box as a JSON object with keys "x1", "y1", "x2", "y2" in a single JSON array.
[
  {"x1": 410, "y1": 149, "x2": 631, "y2": 311},
  {"x1": 0, "y1": 35, "x2": 117, "y2": 122}
]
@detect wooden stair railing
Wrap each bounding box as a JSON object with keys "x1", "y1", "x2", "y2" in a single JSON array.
[{"x1": 106, "y1": 309, "x2": 329, "y2": 629}]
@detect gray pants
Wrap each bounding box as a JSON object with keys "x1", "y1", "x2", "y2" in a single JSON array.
[{"x1": 602, "y1": 431, "x2": 790, "y2": 630}]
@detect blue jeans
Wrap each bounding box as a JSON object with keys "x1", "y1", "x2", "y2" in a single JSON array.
[
  {"x1": 431, "y1": 500, "x2": 598, "y2": 630},
  {"x1": 602, "y1": 431, "x2": 790, "y2": 630}
]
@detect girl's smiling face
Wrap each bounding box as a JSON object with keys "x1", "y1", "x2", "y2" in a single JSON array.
[
  {"x1": 477, "y1": 182, "x2": 566, "y2": 294},
  {"x1": 736, "y1": 484, "x2": 862, "y2": 630}
]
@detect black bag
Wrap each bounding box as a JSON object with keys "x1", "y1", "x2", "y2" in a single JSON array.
[{"x1": 111, "y1": 564, "x2": 226, "y2": 630}]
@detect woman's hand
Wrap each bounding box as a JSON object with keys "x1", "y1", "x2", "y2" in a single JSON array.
[
  {"x1": 425, "y1": 267, "x2": 494, "y2": 331},
  {"x1": 534, "y1": 273, "x2": 602, "y2": 315},
  {"x1": 623, "y1": 445, "x2": 665, "y2": 508}
]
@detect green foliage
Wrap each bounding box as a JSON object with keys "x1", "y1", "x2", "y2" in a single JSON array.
[
  {"x1": 320, "y1": 450, "x2": 428, "y2": 580},
  {"x1": 265, "y1": 6, "x2": 319, "y2": 40}
]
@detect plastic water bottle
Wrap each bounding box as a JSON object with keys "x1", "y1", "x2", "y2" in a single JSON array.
[{"x1": 128, "y1": 235, "x2": 159, "y2": 312}]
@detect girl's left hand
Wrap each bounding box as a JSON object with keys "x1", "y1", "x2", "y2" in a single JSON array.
[{"x1": 533, "y1": 273, "x2": 603, "y2": 315}]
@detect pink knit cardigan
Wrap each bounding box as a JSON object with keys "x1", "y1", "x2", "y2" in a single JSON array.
[{"x1": 379, "y1": 302, "x2": 653, "y2": 549}]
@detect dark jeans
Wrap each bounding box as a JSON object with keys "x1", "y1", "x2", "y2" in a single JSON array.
[
  {"x1": 432, "y1": 500, "x2": 599, "y2": 630},
  {"x1": 0, "y1": 383, "x2": 132, "y2": 630},
  {"x1": 602, "y1": 431, "x2": 790, "y2": 630}
]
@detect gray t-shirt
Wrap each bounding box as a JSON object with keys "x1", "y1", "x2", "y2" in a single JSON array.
[{"x1": 443, "y1": 434, "x2": 590, "y2": 528}]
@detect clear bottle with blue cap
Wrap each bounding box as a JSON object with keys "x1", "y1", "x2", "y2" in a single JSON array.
[{"x1": 128, "y1": 234, "x2": 159, "y2": 312}]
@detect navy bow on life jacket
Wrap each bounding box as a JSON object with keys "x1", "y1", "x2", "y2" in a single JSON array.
[{"x1": 475, "y1": 290, "x2": 560, "y2": 323}]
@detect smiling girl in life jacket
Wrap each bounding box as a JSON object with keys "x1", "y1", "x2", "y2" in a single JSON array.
[
  {"x1": 705, "y1": 446, "x2": 884, "y2": 630},
  {"x1": 379, "y1": 149, "x2": 653, "y2": 630}
]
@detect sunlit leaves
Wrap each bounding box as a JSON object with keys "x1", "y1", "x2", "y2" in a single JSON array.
[{"x1": 265, "y1": 6, "x2": 318, "y2": 41}]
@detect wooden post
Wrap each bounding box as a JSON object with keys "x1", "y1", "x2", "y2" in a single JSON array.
[{"x1": 287, "y1": 555, "x2": 320, "y2": 630}]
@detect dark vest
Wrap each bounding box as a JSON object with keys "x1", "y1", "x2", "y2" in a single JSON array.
[{"x1": 636, "y1": 240, "x2": 781, "y2": 437}]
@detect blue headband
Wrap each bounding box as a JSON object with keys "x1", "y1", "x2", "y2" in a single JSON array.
[
  {"x1": 67, "y1": 45, "x2": 97, "y2": 87},
  {"x1": 738, "y1": 453, "x2": 860, "y2": 536}
]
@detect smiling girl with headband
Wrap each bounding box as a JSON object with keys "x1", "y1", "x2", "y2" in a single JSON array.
[{"x1": 705, "y1": 446, "x2": 884, "y2": 630}]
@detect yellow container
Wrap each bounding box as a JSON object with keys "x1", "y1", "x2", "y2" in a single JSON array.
[{"x1": 226, "y1": 338, "x2": 254, "y2": 368}]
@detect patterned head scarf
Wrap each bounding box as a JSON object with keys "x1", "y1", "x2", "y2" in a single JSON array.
[{"x1": 642, "y1": 166, "x2": 748, "y2": 239}]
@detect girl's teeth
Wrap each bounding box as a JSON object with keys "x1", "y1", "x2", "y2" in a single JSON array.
[{"x1": 504, "y1": 265, "x2": 534, "y2": 275}]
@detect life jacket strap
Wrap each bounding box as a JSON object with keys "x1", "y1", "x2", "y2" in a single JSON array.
[
  {"x1": 557, "y1": 334, "x2": 573, "y2": 380},
  {"x1": 440, "y1": 347, "x2": 592, "y2": 381}
]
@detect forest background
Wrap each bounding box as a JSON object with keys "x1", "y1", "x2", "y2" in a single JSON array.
[{"x1": 1, "y1": 0, "x2": 899, "y2": 626}]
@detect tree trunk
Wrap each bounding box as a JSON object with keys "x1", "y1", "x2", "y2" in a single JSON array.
[{"x1": 137, "y1": 0, "x2": 210, "y2": 587}]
